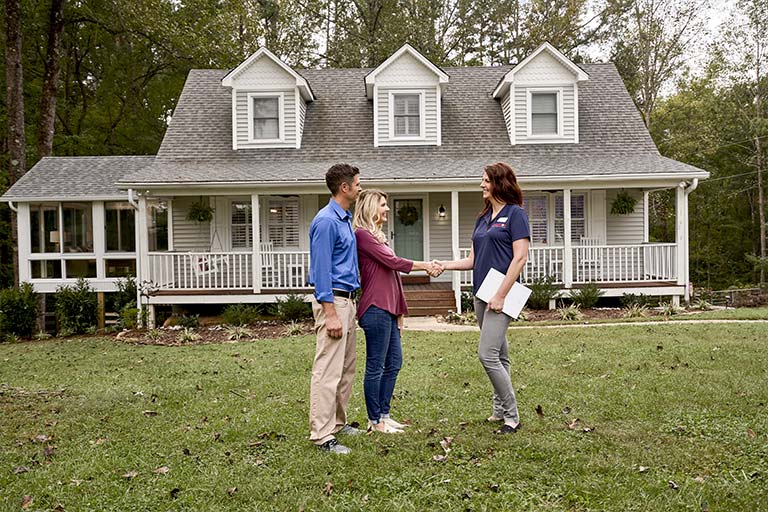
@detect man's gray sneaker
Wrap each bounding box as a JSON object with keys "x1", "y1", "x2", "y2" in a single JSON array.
[
  {"x1": 317, "y1": 438, "x2": 351, "y2": 454},
  {"x1": 337, "y1": 424, "x2": 364, "y2": 436}
]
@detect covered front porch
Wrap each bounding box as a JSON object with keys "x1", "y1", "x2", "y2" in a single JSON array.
[{"x1": 136, "y1": 183, "x2": 692, "y2": 313}]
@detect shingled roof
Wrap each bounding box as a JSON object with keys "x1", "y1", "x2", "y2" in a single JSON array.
[
  {"x1": 4, "y1": 156, "x2": 154, "y2": 200},
  {"x1": 117, "y1": 63, "x2": 704, "y2": 186},
  {"x1": 3, "y1": 62, "x2": 707, "y2": 200}
]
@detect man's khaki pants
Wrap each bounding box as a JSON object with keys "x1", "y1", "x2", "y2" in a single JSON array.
[{"x1": 309, "y1": 296, "x2": 357, "y2": 445}]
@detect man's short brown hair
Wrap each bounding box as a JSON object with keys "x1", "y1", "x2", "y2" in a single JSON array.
[{"x1": 325, "y1": 163, "x2": 360, "y2": 195}]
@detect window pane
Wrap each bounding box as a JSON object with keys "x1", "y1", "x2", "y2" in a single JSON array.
[
  {"x1": 30, "y1": 203, "x2": 59, "y2": 253},
  {"x1": 532, "y1": 93, "x2": 557, "y2": 113},
  {"x1": 105, "y1": 258, "x2": 136, "y2": 277},
  {"x1": 254, "y1": 118, "x2": 279, "y2": 139},
  {"x1": 394, "y1": 117, "x2": 407, "y2": 136},
  {"x1": 148, "y1": 200, "x2": 169, "y2": 252},
  {"x1": 532, "y1": 113, "x2": 558, "y2": 135},
  {"x1": 62, "y1": 203, "x2": 93, "y2": 252},
  {"x1": 31, "y1": 260, "x2": 62, "y2": 278},
  {"x1": 253, "y1": 97, "x2": 278, "y2": 118},
  {"x1": 524, "y1": 195, "x2": 548, "y2": 245},
  {"x1": 66, "y1": 259, "x2": 97, "y2": 278},
  {"x1": 106, "y1": 202, "x2": 136, "y2": 252},
  {"x1": 231, "y1": 202, "x2": 252, "y2": 249},
  {"x1": 394, "y1": 94, "x2": 420, "y2": 136},
  {"x1": 267, "y1": 197, "x2": 299, "y2": 249},
  {"x1": 554, "y1": 194, "x2": 586, "y2": 242}
]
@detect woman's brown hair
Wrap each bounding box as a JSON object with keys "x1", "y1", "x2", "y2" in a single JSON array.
[{"x1": 479, "y1": 162, "x2": 524, "y2": 218}]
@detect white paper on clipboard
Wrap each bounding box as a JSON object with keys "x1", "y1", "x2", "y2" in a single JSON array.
[{"x1": 475, "y1": 267, "x2": 532, "y2": 319}]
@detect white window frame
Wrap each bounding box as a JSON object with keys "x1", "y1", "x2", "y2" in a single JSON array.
[
  {"x1": 247, "y1": 92, "x2": 285, "y2": 143},
  {"x1": 554, "y1": 193, "x2": 586, "y2": 244},
  {"x1": 263, "y1": 196, "x2": 301, "y2": 249},
  {"x1": 388, "y1": 90, "x2": 426, "y2": 141},
  {"x1": 526, "y1": 88, "x2": 563, "y2": 138},
  {"x1": 229, "y1": 200, "x2": 253, "y2": 251}
]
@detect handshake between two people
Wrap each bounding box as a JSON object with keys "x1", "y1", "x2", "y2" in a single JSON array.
[{"x1": 424, "y1": 260, "x2": 447, "y2": 278}]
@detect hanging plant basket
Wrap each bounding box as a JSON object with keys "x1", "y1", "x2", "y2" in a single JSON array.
[
  {"x1": 186, "y1": 197, "x2": 214, "y2": 223},
  {"x1": 610, "y1": 190, "x2": 637, "y2": 215},
  {"x1": 397, "y1": 205, "x2": 419, "y2": 226}
]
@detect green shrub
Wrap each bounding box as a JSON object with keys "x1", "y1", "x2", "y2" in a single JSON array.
[
  {"x1": 113, "y1": 276, "x2": 137, "y2": 312},
  {"x1": 621, "y1": 293, "x2": 651, "y2": 308},
  {"x1": 528, "y1": 276, "x2": 559, "y2": 310},
  {"x1": 557, "y1": 304, "x2": 584, "y2": 321},
  {"x1": 177, "y1": 328, "x2": 200, "y2": 343},
  {"x1": 54, "y1": 278, "x2": 98, "y2": 335},
  {"x1": 660, "y1": 301, "x2": 680, "y2": 316},
  {"x1": 570, "y1": 282, "x2": 604, "y2": 309},
  {"x1": 222, "y1": 304, "x2": 259, "y2": 326},
  {"x1": 0, "y1": 282, "x2": 39, "y2": 338},
  {"x1": 177, "y1": 314, "x2": 199, "y2": 328},
  {"x1": 224, "y1": 324, "x2": 253, "y2": 341},
  {"x1": 277, "y1": 293, "x2": 312, "y2": 322},
  {"x1": 622, "y1": 303, "x2": 649, "y2": 318},
  {"x1": 461, "y1": 291, "x2": 474, "y2": 313},
  {"x1": 120, "y1": 305, "x2": 139, "y2": 330}
]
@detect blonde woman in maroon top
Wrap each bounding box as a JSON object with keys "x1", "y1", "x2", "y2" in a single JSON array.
[{"x1": 353, "y1": 190, "x2": 441, "y2": 433}]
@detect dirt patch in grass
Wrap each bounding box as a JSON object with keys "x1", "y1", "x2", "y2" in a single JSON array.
[{"x1": 113, "y1": 320, "x2": 315, "y2": 345}]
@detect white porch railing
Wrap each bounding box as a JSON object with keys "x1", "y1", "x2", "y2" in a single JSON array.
[
  {"x1": 571, "y1": 243, "x2": 676, "y2": 283},
  {"x1": 260, "y1": 251, "x2": 310, "y2": 289},
  {"x1": 148, "y1": 250, "x2": 311, "y2": 291},
  {"x1": 148, "y1": 252, "x2": 254, "y2": 290},
  {"x1": 459, "y1": 243, "x2": 677, "y2": 287}
]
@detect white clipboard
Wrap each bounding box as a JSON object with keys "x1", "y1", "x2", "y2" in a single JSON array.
[{"x1": 475, "y1": 268, "x2": 532, "y2": 319}]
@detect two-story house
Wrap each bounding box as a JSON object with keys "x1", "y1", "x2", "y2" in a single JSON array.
[{"x1": 3, "y1": 43, "x2": 708, "y2": 325}]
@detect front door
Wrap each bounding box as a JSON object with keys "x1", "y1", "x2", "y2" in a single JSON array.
[{"x1": 392, "y1": 198, "x2": 424, "y2": 261}]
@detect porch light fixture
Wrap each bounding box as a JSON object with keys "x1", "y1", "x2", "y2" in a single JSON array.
[
  {"x1": 269, "y1": 207, "x2": 279, "y2": 214},
  {"x1": 438, "y1": 204, "x2": 446, "y2": 218}
]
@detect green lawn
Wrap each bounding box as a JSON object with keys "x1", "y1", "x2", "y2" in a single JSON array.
[{"x1": 2, "y1": 324, "x2": 767, "y2": 511}]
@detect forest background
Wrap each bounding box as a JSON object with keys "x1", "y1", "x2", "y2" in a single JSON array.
[{"x1": 2, "y1": 0, "x2": 767, "y2": 291}]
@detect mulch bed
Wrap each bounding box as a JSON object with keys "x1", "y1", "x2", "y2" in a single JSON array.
[{"x1": 113, "y1": 320, "x2": 315, "y2": 346}]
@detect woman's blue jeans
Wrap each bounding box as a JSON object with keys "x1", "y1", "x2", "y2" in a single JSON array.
[{"x1": 359, "y1": 306, "x2": 402, "y2": 423}]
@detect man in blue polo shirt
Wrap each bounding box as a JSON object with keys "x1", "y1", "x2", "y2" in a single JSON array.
[{"x1": 308, "y1": 163, "x2": 363, "y2": 454}]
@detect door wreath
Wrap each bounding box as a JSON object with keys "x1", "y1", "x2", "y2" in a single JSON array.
[{"x1": 397, "y1": 205, "x2": 419, "y2": 226}]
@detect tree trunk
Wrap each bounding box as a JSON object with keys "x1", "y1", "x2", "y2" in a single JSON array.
[
  {"x1": 5, "y1": 0, "x2": 27, "y2": 286},
  {"x1": 37, "y1": 0, "x2": 66, "y2": 158}
]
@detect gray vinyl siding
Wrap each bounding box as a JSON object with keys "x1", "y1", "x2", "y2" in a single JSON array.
[
  {"x1": 173, "y1": 196, "x2": 211, "y2": 251},
  {"x1": 377, "y1": 87, "x2": 439, "y2": 146},
  {"x1": 235, "y1": 89, "x2": 297, "y2": 148},
  {"x1": 513, "y1": 85, "x2": 576, "y2": 143},
  {"x1": 459, "y1": 192, "x2": 484, "y2": 246},
  {"x1": 606, "y1": 189, "x2": 644, "y2": 244},
  {"x1": 427, "y1": 192, "x2": 452, "y2": 282},
  {"x1": 298, "y1": 99, "x2": 307, "y2": 144},
  {"x1": 501, "y1": 92, "x2": 513, "y2": 142}
]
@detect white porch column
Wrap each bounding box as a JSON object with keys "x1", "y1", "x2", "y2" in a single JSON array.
[
  {"x1": 17, "y1": 203, "x2": 31, "y2": 283},
  {"x1": 563, "y1": 188, "x2": 573, "y2": 288},
  {"x1": 137, "y1": 195, "x2": 151, "y2": 327},
  {"x1": 93, "y1": 202, "x2": 106, "y2": 279},
  {"x1": 450, "y1": 191, "x2": 461, "y2": 312},
  {"x1": 251, "y1": 193, "x2": 261, "y2": 294},
  {"x1": 675, "y1": 183, "x2": 688, "y2": 300}
]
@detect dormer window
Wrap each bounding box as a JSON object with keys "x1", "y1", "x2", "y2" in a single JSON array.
[
  {"x1": 528, "y1": 89, "x2": 561, "y2": 137},
  {"x1": 391, "y1": 92, "x2": 424, "y2": 138},
  {"x1": 248, "y1": 93, "x2": 284, "y2": 143}
]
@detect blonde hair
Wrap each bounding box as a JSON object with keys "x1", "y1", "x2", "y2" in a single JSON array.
[{"x1": 353, "y1": 189, "x2": 388, "y2": 244}]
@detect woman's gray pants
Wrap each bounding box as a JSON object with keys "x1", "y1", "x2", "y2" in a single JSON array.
[{"x1": 474, "y1": 297, "x2": 520, "y2": 423}]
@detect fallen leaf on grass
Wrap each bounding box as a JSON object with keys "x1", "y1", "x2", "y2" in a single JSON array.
[
  {"x1": 694, "y1": 476, "x2": 706, "y2": 483},
  {"x1": 489, "y1": 483, "x2": 500, "y2": 492},
  {"x1": 567, "y1": 418, "x2": 581, "y2": 430},
  {"x1": 44, "y1": 445, "x2": 56, "y2": 458},
  {"x1": 440, "y1": 437, "x2": 453, "y2": 452},
  {"x1": 561, "y1": 406, "x2": 572, "y2": 415},
  {"x1": 70, "y1": 479, "x2": 83, "y2": 486},
  {"x1": 142, "y1": 410, "x2": 158, "y2": 417},
  {"x1": 153, "y1": 466, "x2": 170, "y2": 475},
  {"x1": 53, "y1": 504, "x2": 65, "y2": 511},
  {"x1": 90, "y1": 438, "x2": 108, "y2": 445},
  {"x1": 323, "y1": 481, "x2": 333, "y2": 496},
  {"x1": 13, "y1": 466, "x2": 29, "y2": 474},
  {"x1": 747, "y1": 428, "x2": 757, "y2": 439},
  {"x1": 668, "y1": 480, "x2": 679, "y2": 490},
  {"x1": 432, "y1": 454, "x2": 448, "y2": 462},
  {"x1": 536, "y1": 404, "x2": 544, "y2": 417},
  {"x1": 227, "y1": 487, "x2": 237, "y2": 496},
  {"x1": 32, "y1": 434, "x2": 49, "y2": 443},
  {"x1": 21, "y1": 495, "x2": 33, "y2": 510},
  {"x1": 362, "y1": 495, "x2": 369, "y2": 503},
  {"x1": 122, "y1": 470, "x2": 139, "y2": 479}
]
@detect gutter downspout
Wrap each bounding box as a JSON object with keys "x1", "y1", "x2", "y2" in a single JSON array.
[
  {"x1": 128, "y1": 188, "x2": 139, "y2": 210},
  {"x1": 7, "y1": 201, "x2": 18, "y2": 213},
  {"x1": 682, "y1": 179, "x2": 699, "y2": 303}
]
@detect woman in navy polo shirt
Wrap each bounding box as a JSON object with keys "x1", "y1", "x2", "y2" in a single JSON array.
[{"x1": 437, "y1": 162, "x2": 530, "y2": 433}]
